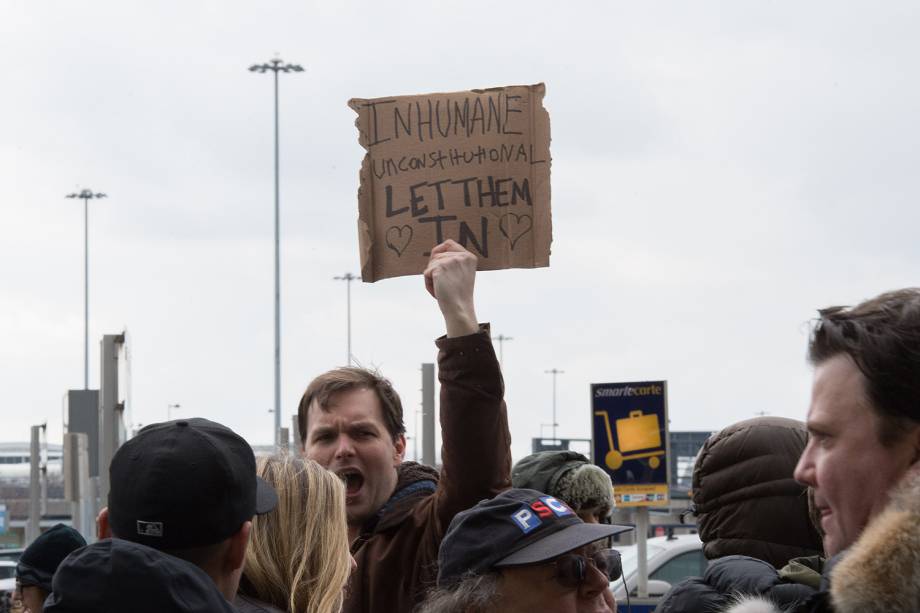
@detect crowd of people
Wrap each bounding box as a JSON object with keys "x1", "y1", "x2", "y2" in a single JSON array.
[{"x1": 9, "y1": 240, "x2": 920, "y2": 612}]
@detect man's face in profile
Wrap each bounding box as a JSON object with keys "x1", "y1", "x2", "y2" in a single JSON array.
[{"x1": 795, "y1": 354, "x2": 919, "y2": 555}]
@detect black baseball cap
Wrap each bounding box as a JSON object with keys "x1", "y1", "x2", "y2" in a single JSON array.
[
  {"x1": 108, "y1": 418, "x2": 277, "y2": 549},
  {"x1": 438, "y1": 488, "x2": 633, "y2": 587}
]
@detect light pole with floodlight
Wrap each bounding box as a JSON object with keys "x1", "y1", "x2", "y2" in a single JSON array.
[
  {"x1": 66, "y1": 188, "x2": 107, "y2": 390},
  {"x1": 249, "y1": 56, "x2": 303, "y2": 445}
]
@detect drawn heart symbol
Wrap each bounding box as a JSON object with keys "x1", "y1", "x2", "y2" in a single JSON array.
[
  {"x1": 385, "y1": 225, "x2": 413, "y2": 257},
  {"x1": 499, "y1": 213, "x2": 533, "y2": 250}
]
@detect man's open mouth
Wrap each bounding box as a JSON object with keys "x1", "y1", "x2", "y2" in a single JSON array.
[{"x1": 337, "y1": 468, "x2": 365, "y2": 497}]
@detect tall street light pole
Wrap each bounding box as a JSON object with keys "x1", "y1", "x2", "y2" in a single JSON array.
[
  {"x1": 334, "y1": 273, "x2": 357, "y2": 366},
  {"x1": 544, "y1": 368, "x2": 565, "y2": 440},
  {"x1": 66, "y1": 189, "x2": 107, "y2": 390},
  {"x1": 491, "y1": 334, "x2": 513, "y2": 367},
  {"x1": 167, "y1": 403, "x2": 181, "y2": 421},
  {"x1": 249, "y1": 56, "x2": 303, "y2": 445}
]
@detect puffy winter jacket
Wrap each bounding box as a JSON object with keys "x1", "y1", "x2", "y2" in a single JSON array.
[
  {"x1": 692, "y1": 416, "x2": 823, "y2": 567},
  {"x1": 656, "y1": 555, "x2": 817, "y2": 613},
  {"x1": 655, "y1": 416, "x2": 824, "y2": 613}
]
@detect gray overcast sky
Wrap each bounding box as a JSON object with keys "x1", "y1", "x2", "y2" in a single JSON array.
[{"x1": 2, "y1": 1, "x2": 918, "y2": 462}]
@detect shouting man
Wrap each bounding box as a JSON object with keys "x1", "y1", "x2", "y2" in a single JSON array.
[{"x1": 297, "y1": 240, "x2": 512, "y2": 613}]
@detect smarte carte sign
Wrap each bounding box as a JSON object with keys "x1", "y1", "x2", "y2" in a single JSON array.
[
  {"x1": 349, "y1": 84, "x2": 552, "y2": 282},
  {"x1": 591, "y1": 381, "x2": 670, "y2": 508}
]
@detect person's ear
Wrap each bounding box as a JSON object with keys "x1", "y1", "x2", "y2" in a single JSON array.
[
  {"x1": 394, "y1": 434, "x2": 407, "y2": 464},
  {"x1": 225, "y1": 520, "x2": 252, "y2": 573},
  {"x1": 96, "y1": 506, "x2": 111, "y2": 540}
]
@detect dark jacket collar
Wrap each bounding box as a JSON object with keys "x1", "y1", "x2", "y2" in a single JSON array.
[{"x1": 44, "y1": 539, "x2": 237, "y2": 613}]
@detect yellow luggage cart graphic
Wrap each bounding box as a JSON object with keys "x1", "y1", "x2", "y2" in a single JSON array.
[{"x1": 594, "y1": 409, "x2": 666, "y2": 470}]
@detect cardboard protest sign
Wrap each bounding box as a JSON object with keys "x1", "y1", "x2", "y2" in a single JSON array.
[{"x1": 349, "y1": 83, "x2": 551, "y2": 282}]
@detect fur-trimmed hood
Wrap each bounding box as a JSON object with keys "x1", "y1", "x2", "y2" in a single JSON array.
[
  {"x1": 830, "y1": 466, "x2": 920, "y2": 613},
  {"x1": 721, "y1": 466, "x2": 920, "y2": 613},
  {"x1": 722, "y1": 598, "x2": 784, "y2": 613}
]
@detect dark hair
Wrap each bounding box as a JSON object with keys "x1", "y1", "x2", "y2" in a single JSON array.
[
  {"x1": 809, "y1": 288, "x2": 920, "y2": 443},
  {"x1": 297, "y1": 367, "x2": 406, "y2": 445}
]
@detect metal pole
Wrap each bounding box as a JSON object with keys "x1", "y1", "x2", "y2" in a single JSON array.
[
  {"x1": 552, "y1": 374, "x2": 557, "y2": 440},
  {"x1": 83, "y1": 196, "x2": 89, "y2": 389},
  {"x1": 278, "y1": 427, "x2": 289, "y2": 454},
  {"x1": 414, "y1": 410, "x2": 420, "y2": 461},
  {"x1": 346, "y1": 275, "x2": 352, "y2": 365},
  {"x1": 637, "y1": 507, "x2": 650, "y2": 598},
  {"x1": 67, "y1": 189, "x2": 106, "y2": 390},
  {"x1": 273, "y1": 67, "x2": 281, "y2": 446},
  {"x1": 545, "y1": 369, "x2": 564, "y2": 440},
  {"x1": 421, "y1": 363, "x2": 436, "y2": 466},
  {"x1": 334, "y1": 273, "x2": 357, "y2": 366},
  {"x1": 249, "y1": 58, "x2": 303, "y2": 446},
  {"x1": 28, "y1": 425, "x2": 41, "y2": 544},
  {"x1": 492, "y1": 334, "x2": 513, "y2": 367}
]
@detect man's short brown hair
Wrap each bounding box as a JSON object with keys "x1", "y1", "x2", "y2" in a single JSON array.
[
  {"x1": 297, "y1": 367, "x2": 406, "y2": 445},
  {"x1": 809, "y1": 288, "x2": 920, "y2": 443}
]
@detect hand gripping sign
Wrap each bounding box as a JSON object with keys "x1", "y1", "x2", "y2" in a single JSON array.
[{"x1": 348, "y1": 84, "x2": 552, "y2": 282}]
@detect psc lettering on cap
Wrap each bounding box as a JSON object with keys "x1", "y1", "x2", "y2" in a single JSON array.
[
  {"x1": 137, "y1": 520, "x2": 164, "y2": 537},
  {"x1": 541, "y1": 496, "x2": 574, "y2": 517},
  {"x1": 510, "y1": 506, "x2": 543, "y2": 534}
]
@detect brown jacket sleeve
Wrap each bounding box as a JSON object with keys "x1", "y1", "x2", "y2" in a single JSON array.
[
  {"x1": 341, "y1": 325, "x2": 511, "y2": 613},
  {"x1": 434, "y1": 323, "x2": 512, "y2": 526}
]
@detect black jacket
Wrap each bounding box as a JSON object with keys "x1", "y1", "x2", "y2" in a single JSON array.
[
  {"x1": 234, "y1": 594, "x2": 285, "y2": 613},
  {"x1": 655, "y1": 555, "x2": 816, "y2": 613},
  {"x1": 44, "y1": 539, "x2": 237, "y2": 613}
]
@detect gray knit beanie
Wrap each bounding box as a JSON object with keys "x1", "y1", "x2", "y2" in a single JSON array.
[{"x1": 511, "y1": 451, "x2": 614, "y2": 519}]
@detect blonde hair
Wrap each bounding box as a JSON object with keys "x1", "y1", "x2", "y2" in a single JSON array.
[{"x1": 241, "y1": 455, "x2": 352, "y2": 613}]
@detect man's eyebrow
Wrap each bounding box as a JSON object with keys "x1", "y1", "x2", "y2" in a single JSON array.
[
  {"x1": 310, "y1": 426, "x2": 336, "y2": 438},
  {"x1": 805, "y1": 421, "x2": 833, "y2": 436},
  {"x1": 348, "y1": 421, "x2": 381, "y2": 431}
]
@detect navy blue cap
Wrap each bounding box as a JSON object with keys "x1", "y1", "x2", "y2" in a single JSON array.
[{"x1": 437, "y1": 488, "x2": 632, "y2": 587}]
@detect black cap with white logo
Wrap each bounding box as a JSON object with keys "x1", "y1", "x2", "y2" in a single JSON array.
[
  {"x1": 108, "y1": 418, "x2": 277, "y2": 549},
  {"x1": 437, "y1": 488, "x2": 633, "y2": 587}
]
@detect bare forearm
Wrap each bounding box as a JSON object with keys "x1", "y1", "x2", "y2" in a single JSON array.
[{"x1": 442, "y1": 303, "x2": 479, "y2": 338}]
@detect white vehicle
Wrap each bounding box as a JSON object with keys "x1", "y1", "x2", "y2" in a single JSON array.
[
  {"x1": 610, "y1": 533, "x2": 706, "y2": 612},
  {"x1": 0, "y1": 560, "x2": 16, "y2": 613}
]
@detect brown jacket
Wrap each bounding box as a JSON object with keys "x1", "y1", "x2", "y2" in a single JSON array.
[{"x1": 343, "y1": 325, "x2": 511, "y2": 613}]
